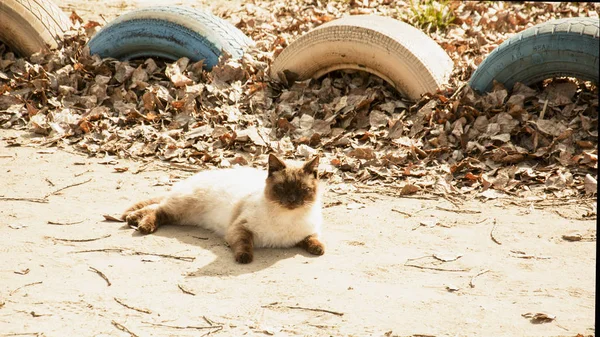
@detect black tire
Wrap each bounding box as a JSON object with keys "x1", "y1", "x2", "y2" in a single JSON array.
[
  {"x1": 0, "y1": 0, "x2": 71, "y2": 56},
  {"x1": 87, "y1": 6, "x2": 254, "y2": 69},
  {"x1": 469, "y1": 17, "x2": 600, "y2": 93}
]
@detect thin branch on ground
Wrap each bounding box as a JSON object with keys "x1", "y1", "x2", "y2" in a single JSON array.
[
  {"x1": 510, "y1": 250, "x2": 551, "y2": 260},
  {"x1": 74, "y1": 169, "x2": 93, "y2": 177},
  {"x1": 262, "y1": 303, "x2": 344, "y2": 316},
  {"x1": 469, "y1": 269, "x2": 490, "y2": 288},
  {"x1": 89, "y1": 267, "x2": 111, "y2": 286},
  {"x1": 202, "y1": 316, "x2": 216, "y2": 326},
  {"x1": 47, "y1": 220, "x2": 84, "y2": 225},
  {"x1": 404, "y1": 263, "x2": 469, "y2": 272},
  {"x1": 72, "y1": 248, "x2": 195, "y2": 262},
  {"x1": 1, "y1": 178, "x2": 93, "y2": 203},
  {"x1": 45, "y1": 178, "x2": 92, "y2": 197},
  {"x1": 0, "y1": 196, "x2": 49, "y2": 203},
  {"x1": 114, "y1": 297, "x2": 152, "y2": 314},
  {"x1": 9, "y1": 281, "x2": 43, "y2": 296},
  {"x1": 49, "y1": 234, "x2": 111, "y2": 242},
  {"x1": 391, "y1": 208, "x2": 412, "y2": 217},
  {"x1": 490, "y1": 218, "x2": 502, "y2": 245},
  {"x1": 111, "y1": 320, "x2": 139, "y2": 337},
  {"x1": 553, "y1": 210, "x2": 596, "y2": 221},
  {"x1": 178, "y1": 284, "x2": 196, "y2": 296},
  {"x1": 435, "y1": 206, "x2": 481, "y2": 214},
  {"x1": 398, "y1": 194, "x2": 439, "y2": 200},
  {"x1": 143, "y1": 322, "x2": 223, "y2": 331},
  {"x1": 405, "y1": 255, "x2": 434, "y2": 263}
]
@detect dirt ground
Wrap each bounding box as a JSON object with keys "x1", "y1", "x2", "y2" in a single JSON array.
[
  {"x1": 0, "y1": 1, "x2": 597, "y2": 337},
  {"x1": 0, "y1": 130, "x2": 596, "y2": 337}
]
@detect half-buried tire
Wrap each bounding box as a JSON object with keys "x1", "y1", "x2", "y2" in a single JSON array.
[
  {"x1": 0, "y1": 0, "x2": 71, "y2": 56},
  {"x1": 87, "y1": 6, "x2": 254, "y2": 69},
  {"x1": 469, "y1": 17, "x2": 600, "y2": 94},
  {"x1": 270, "y1": 15, "x2": 454, "y2": 101}
]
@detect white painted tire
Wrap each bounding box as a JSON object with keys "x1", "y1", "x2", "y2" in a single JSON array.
[
  {"x1": 0, "y1": 0, "x2": 71, "y2": 56},
  {"x1": 270, "y1": 15, "x2": 454, "y2": 100}
]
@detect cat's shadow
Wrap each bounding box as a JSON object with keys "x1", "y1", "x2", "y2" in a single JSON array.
[{"x1": 125, "y1": 224, "x2": 317, "y2": 277}]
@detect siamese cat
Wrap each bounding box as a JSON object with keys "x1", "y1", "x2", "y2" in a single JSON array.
[{"x1": 122, "y1": 154, "x2": 325, "y2": 264}]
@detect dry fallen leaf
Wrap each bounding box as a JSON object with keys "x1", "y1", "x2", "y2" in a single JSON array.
[
  {"x1": 521, "y1": 312, "x2": 556, "y2": 324},
  {"x1": 102, "y1": 214, "x2": 124, "y2": 222},
  {"x1": 0, "y1": 1, "x2": 596, "y2": 205}
]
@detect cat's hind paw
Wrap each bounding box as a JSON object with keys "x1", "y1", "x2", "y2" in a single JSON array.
[
  {"x1": 306, "y1": 242, "x2": 325, "y2": 256},
  {"x1": 235, "y1": 251, "x2": 253, "y2": 264}
]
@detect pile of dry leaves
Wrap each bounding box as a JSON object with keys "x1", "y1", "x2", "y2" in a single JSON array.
[{"x1": 0, "y1": 1, "x2": 597, "y2": 207}]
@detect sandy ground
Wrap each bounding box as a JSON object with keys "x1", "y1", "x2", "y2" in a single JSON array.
[
  {"x1": 0, "y1": 129, "x2": 596, "y2": 337},
  {"x1": 57, "y1": 0, "x2": 244, "y2": 23},
  {"x1": 0, "y1": 1, "x2": 597, "y2": 336}
]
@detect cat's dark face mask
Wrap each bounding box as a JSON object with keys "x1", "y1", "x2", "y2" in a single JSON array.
[{"x1": 265, "y1": 154, "x2": 319, "y2": 209}]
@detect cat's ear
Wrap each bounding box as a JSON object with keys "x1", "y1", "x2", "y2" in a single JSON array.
[
  {"x1": 303, "y1": 156, "x2": 320, "y2": 178},
  {"x1": 268, "y1": 154, "x2": 286, "y2": 176}
]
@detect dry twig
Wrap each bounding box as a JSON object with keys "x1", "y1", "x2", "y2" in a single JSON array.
[
  {"x1": 111, "y1": 320, "x2": 139, "y2": 337},
  {"x1": 143, "y1": 322, "x2": 223, "y2": 331},
  {"x1": 89, "y1": 267, "x2": 111, "y2": 286},
  {"x1": 9, "y1": 281, "x2": 42, "y2": 296},
  {"x1": 391, "y1": 208, "x2": 412, "y2": 217},
  {"x1": 404, "y1": 255, "x2": 469, "y2": 272},
  {"x1": 490, "y1": 218, "x2": 502, "y2": 245},
  {"x1": 45, "y1": 178, "x2": 92, "y2": 197},
  {"x1": 114, "y1": 297, "x2": 152, "y2": 314},
  {"x1": 178, "y1": 284, "x2": 196, "y2": 296},
  {"x1": 262, "y1": 303, "x2": 344, "y2": 316},
  {"x1": 74, "y1": 169, "x2": 93, "y2": 177},
  {"x1": 0, "y1": 196, "x2": 48, "y2": 203},
  {"x1": 47, "y1": 220, "x2": 84, "y2": 225},
  {"x1": 404, "y1": 263, "x2": 469, "y2": 272},
  {"x1": 435, "y1": 206, "x2": 481, "y2": 214},
  {"x1": 50, "y1": 234, "x2": 111, "y2": 242},
  {"x1": 469, "y1": 269, "x2": 490, "y2": 288},
  {"x1": 553, "y1": 210, "x2": 596, "y2": 221},
  {"x1": 72, "y1": 248, "x2": 195, "y2": 262}
]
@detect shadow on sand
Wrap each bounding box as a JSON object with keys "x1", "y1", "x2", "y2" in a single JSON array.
[{"x1": 117, "y1": 222, "x2": 318, "y2": 277}]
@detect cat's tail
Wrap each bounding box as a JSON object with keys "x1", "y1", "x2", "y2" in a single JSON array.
[{"x1": 121, "y1": 197, "x2": 164, "y2": 220}]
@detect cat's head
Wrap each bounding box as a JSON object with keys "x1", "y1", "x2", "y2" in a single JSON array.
[{"x1": 265, "y1": 154, "x2": 320, "y2": 210}]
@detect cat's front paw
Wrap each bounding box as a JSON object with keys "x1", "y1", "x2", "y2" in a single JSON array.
[
  {"x1": 235, "y1": 251, "x2": 253, "y2": 264},
  {"x1": 137, "y1": 218, "x2": 157, "y2": 234},
  {"x1": 297, "y1": 234, "x2": 325, "y2": 256},
  {"x1": 125, "y1": 210, "x2": 157, "y2": 234}
]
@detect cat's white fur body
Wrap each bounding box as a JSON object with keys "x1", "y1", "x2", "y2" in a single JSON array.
[{"x1": 159, "y1": 166, "x2": 323, "y2": 248}]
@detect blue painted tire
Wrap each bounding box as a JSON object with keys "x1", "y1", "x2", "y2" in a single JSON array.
[
  {"x1": 469, "y1": 17, "x2": 599, "y2": 93},
  {"x1": 87, "y1": 6, "x2": 253, "y2": 69}
]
